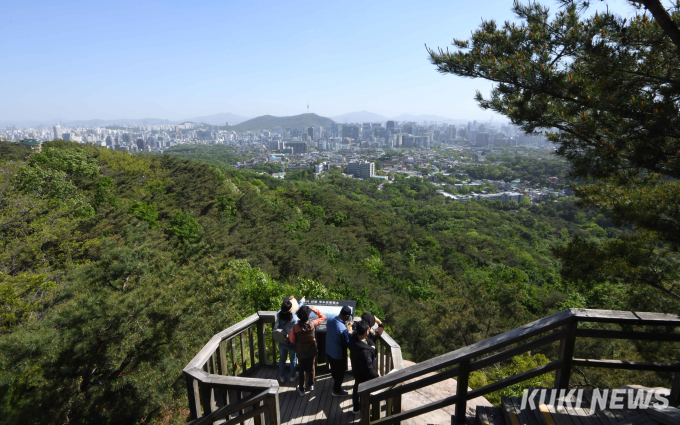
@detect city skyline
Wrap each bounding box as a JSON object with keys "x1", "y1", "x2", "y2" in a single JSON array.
[{"x1": 1, "y1": 0, "x2": 636, "y2": 124}]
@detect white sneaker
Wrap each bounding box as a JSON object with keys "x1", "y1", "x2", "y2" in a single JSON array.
[
  {"x1": 278, "y1": 375, "x2": 285, "y2": 384},
  {"x1": 290, "y1": 373, "x2": 298, "y2": 382}
]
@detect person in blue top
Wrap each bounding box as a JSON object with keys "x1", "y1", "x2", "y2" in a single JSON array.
[
  {"x1": 325, "y1": 305, "x2": 354, "y2": 396},
  {"x1": 274, "y1": 296, "x2": 305, "y2": 383}
]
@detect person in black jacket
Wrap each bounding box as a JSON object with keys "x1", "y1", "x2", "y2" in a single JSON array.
[{"x1": 349, "y1": 320, "x2": 379, "y2": 414}]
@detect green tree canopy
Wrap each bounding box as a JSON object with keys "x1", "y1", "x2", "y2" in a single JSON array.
[{"x1": 428, "y1": 0, "x2": 680, "y2": 301}]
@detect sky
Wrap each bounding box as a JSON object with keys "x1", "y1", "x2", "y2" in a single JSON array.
[{"x1": 0, "y1": 0, "x2": 641, "y2": 123}]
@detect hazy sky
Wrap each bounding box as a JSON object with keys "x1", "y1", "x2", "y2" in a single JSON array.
[{"x1": 1, "y1": 0, "x2": 639, "y2": 122}]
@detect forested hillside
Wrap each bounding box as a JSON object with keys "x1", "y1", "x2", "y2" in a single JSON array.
[
  {"x1": 0, "y1": 142, "x2": 676, "y2": 424},
  {"x1": 223, "y1": 113, "x2": 334, "y2": 132}
]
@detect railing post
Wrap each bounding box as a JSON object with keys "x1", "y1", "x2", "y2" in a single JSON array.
[
  {"x1": 184, "y1": 373, "x2": 200, "y2": 420},
  {"x1": 249, "y1": 327, "x2": 256, "y2": 368},
  {"x1": 361, "y1": 393, "x2": 371, "y2": 425},
  {"x1": 240, "y1": 332, "x2": 247, "y2": 371},
  {"x1": 671, "y1": 360, "x2": 680, "y2": 406},
  {"x1": 257, "y1": 318, "x2": 267, "y2": 366},
  {"x1": 554, "y1": 322, "x2": 577, "y2": 389},
  {"x1": 219, "y1": 340, "x2": 229, "y2": 375},
  {"x1": 371, "y1": 398, "x2": 380, "y2": 421},
  {"x1": 455, "y1": 359, "x2": 470, "y2": 424},
  {"x1": 267, "y1": 392, "x2": 280, "y2": 425},
  {"x1": 393, "y1": 391, "x2": 401, "y2": 425},
  {"x1": 230, "y1": 338, "x2": 238, "y2": 375},
  {"x1": 200, "y1": 383, "x2": 216, "y2": 419},
  {"x1": 380, "y1": 343, "x2": 386, "y2": 377},
  {"x1": 272, "y1": 326, "x2": 277, "y2": 365},
  {"x1": 254, "y1": 400, "x2": 265, "y2": 425}
]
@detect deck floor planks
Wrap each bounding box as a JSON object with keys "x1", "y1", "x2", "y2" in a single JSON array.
[
  {"x1": 312, "y1": 370, "x2": 336, "y2": 425},
  {"x1": 295, "y1": 376, "x2": 324, "y2": 425},
  {"x1": 313, "y1": 372, "x2": 335, "y2": 423},
  {"x1": 278, "y1": 371, "x2": 302, "y2": 425},
  {"x1": 340, "y1": 377, "x2": 357, "y2": 425},
  {"x1": 325, "y1": 372, "x2": 347, "y2": 425},
  {"x1": 298, "y1": 372, "x2": 327, "y2": 425},
  {"x1": 581, "y1": 390, "x2": 617, "y2": 425},
  {"x1": 247, "y1": 364, "x2": 357, "y2": 425}
]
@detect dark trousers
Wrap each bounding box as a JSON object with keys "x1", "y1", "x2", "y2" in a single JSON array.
[
  {"x1": 298, "y1": 356, "x2": 316, "y2": 391},
  {"x1": 328, "y1": 356, "x2": 345, "y2": 393},
  {"x1": 352, "y1": 377, "x2": 368, "y2": 412}
]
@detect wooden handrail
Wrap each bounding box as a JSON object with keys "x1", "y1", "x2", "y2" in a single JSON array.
[
  {"x1": 184, "y1": 313, "x2": 260, "y2": 371},
  {"x1": 187, "y1": 387, "x2": 275, "y2": 425},
  {"x1": 183, "y1": 312, "x2": 281, "y2": 424},
  {"x1": 359, "y1": 309, "x2": 573, "y2": 395},
  {"x1": 357, "y1": 308, "x2": 680, "y2": 425},
  {"x1": 570, "y1": 309, "x2": 680, "y2": 326}
]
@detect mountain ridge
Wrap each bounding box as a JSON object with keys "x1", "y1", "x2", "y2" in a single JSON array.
[{"x1": 223, "y1": 113, "x2": 335, "y2": 132}]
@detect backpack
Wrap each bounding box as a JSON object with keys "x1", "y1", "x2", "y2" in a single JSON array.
[{"x1": 272, "y1": 319, "x2": 295, "y2": 344}]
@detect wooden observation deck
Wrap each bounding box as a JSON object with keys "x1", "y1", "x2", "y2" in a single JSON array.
[{"x1": 184, "y1": 309, "x2": 680, "y2": 425}]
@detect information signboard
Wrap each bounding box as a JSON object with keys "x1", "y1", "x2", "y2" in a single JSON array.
[{"x1": 286, "y1": 298, "x2": 356, "y2": 331}]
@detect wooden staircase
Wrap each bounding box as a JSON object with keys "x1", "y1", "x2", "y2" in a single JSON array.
[{"x1": 471, "y1": 388, "x2": 680, "y2": 425}]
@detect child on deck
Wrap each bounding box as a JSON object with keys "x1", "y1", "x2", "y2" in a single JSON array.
[{"x1": 289, "y1": 305, "x2": 326, "y2": 396}]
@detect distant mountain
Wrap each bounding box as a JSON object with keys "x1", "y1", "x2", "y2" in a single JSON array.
[
  {"x1": 331, "y1": 111, "x2": 390, "y2": 123},
  {"x1": 186, "y1": 112, "x2": 250, "y2": 126},
  {"x1": 225, "y1": 113, "x2": 335, "y2": 132},
  {"x1": 65, "y1": 118, "x2": 172, "y2": 127},
  {"x1": 391, "y1": 114, "x2": 456, "y2": 123}
]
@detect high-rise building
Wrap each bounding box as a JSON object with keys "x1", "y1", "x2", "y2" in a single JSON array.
[
  {"x1": 53, "y1": 125, "x2": 62, "y2": 140},
  {"x1": 347, "y1": 161, "x2": 375, "y2": 179},
  {"x1": 342, "y1": 125, "x2": 360, "y2": 141},
  {"x1": 386, "y1": 121, "x2": 395, "y2": 133},
  {"x1": 476, "y1": 132, "x2": 490, "y2": 147},
  {"x1": 447, "y1": 125, "x2": 457, "y2": 139},
  {"x1": 362, "y1": 123, "x2": 372, "y2": 138},
  {"x1": 136, "y1": 138, "x2": 147, "y2": 151},
  {"x1": 285, "y1": 141, "x2": 308, "y2": 154}
]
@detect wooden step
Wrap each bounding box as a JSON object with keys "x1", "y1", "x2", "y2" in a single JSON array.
[
  {"x1": 614, "y1": 413, "x2": 658, "y2": 425},
  {"x1": 475, "y1": 406, "x2": 507, "y2": 425},
  {"x1": 511, "y1": 387, "x2": 671, "y2": 425}
]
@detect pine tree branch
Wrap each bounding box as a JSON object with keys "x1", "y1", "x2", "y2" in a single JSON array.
[{"x1": 633, "y1": 0, "x2": 680, "y2": 50}]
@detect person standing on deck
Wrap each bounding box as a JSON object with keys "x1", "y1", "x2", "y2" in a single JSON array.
[
  {"x1": 349, "y1": 321, "x2": 379, "y2": 414},
  {"x1": 274, "y1": 296, "x2": 305, "y2": 383},
  {"x1": 326, "y1": 305, "x2": 353, "y2": 397},
  {"x1": 289, "y1": 305, "x2": 325, "y2": 396}
]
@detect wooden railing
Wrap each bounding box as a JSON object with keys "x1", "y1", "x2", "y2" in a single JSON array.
[
  {"x1": 183, "y1": 312, "x2": 281, "y2": 425},
  {"x1": 184, "y1": 310, "x2": 405, "y2": 425},
  {"x1": 368, "y1": 331, "x2": 405, "y2": 423},
  {"x1": 357, "y1": 308, "x2": 680, "y2": 425}
]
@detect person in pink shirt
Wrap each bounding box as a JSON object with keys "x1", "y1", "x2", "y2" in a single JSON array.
[{"x1": 289, "y1": 305, "x2": 325, "y2": 396}]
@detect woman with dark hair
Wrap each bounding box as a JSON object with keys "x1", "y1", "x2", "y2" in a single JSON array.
[
  {"x1": 274, "y1": 296, "x2": 305, "y2": 383},
  {"x1": 289, "y1": 305, "x2": 325, "y2": 396}
]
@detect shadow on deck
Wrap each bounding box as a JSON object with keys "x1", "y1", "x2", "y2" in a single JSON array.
[{"x1": 243, "y1": 365, "x2": 360, "y2": 425}]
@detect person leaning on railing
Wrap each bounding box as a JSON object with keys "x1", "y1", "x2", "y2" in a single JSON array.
[
  {"x1": 289, "y1": 305, "x2": 325, "y2": 396},
  {"x1": 349, "y1": 320, "x2": 380, "y2": 415},
  {"x1": 274, "y1": 296, "x2": 305, "y2": 383}
]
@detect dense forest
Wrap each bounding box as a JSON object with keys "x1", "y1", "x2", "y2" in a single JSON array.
[{"x1": 0, "y1": 142, "x2": 676, "y2": 424}]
